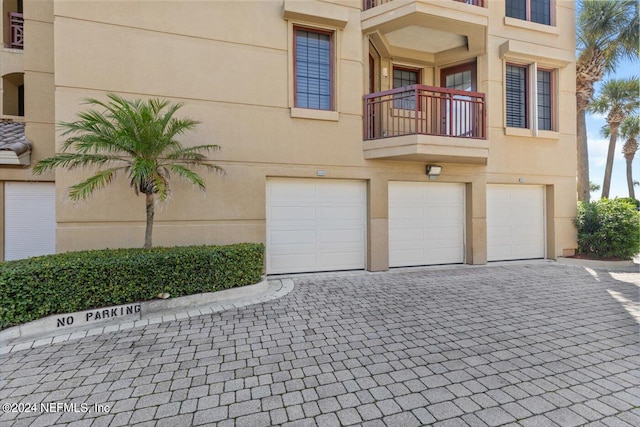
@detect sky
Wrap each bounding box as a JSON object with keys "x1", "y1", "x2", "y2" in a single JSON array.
[{"x1": 586, "y1": 57, "x2": 639, "y2": 200}]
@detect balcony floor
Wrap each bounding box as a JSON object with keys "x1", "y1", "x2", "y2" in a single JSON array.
[{"x1": 363, "y1": 134, "x2": 488, "y2": 164}]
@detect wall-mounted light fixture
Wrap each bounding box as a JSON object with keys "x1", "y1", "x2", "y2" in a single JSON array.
[
  {"x1": 426, "y1": 165, "x2": 442, "y2": 180},
  {"x1": 382, "y1": 67, "x2": 388, "y2": 78}
]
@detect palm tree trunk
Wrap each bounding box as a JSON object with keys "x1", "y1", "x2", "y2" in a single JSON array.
[
  {"x1": 601, "y1": 126, "x2": 618, "y2": 199},
  {"x1": 145, "y1": 193, "x2": 154, "y2": 249},
  {"x1": 577, "y1": 108, "x2": 590, "y2": 202},
  {"x1": 627, "y1": 157, "x2": 636, "y2": 200}
]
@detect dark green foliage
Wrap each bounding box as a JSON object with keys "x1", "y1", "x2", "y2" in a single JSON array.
[
  {"x1": 575, "y1": 198, "x2": 640, "y2": 259},
  {"x1": 0, "y1": 243, "x2": 264, "y2": 330}
]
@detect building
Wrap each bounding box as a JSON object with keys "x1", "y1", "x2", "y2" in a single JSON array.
[{"x1": 0, "y1": 0, "x2": 577, "y2": 274}]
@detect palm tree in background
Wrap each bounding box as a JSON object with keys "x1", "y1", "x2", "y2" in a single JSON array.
[
  {"x1": 589, "y1": 77, "x2": 639, "y2": 199},
  {"x1": 576, "y1": 0, "x2": 638, "y2": 201},
  {"x1": 620, "y1": 115, "x2": 640, "y2": 199},
  {"x1": 33, "y1": 94, "x2": 224, "y2": 249}
]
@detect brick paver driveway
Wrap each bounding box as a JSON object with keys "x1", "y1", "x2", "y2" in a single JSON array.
[{"x1": 1, "y1": 262, "x2": 639, "y2": 426}]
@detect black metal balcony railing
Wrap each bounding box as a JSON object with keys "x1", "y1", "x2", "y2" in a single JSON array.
[
  {"x1": 9, "y1": 12, "x2": 23, "y2": 49},
  {"x1": 364, "y1": 85, "x2": 486, "y2": 140},
  {"x1": 364, "y1": 0, "x2": 484, "y2": 11}
]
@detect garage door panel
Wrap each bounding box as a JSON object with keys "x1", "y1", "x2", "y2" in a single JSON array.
[
  {"x1": 427, "y1": 247, "x2": 461, "y2": 263},
  {"x1": 487, "y1": 210, "x2": 511, "y2": 224},
  {"x1": 268, "y1": 181, "x2": 317, "y2": 201},
  {"x1": 269, "y1": 230, "x2": 316, "y2": 246},
  {"x1": 428, "y1": 187, "x2": 463, "y2": 204},
  {"x1": 267, "y1": 179, "x2": 366, "y2": 274},
  {"x1": 389, "y1": 182, "x2": 465, "y2": 267},
  {"x1": 319, "y1": 228, "x2": 363, "y2": 244},
  {"x1": 487, "y1": 185, "x2": 545, "y2": 261},
  {"x1": 319, "y1": 251, "x2": 365, "y2": 268},
  {"x1": 269, "y1": 253, "x2": 316, "y2": 271},
  {"x1": 319, "y1": 205, "x2": 362, "y2": 221},
  {"x1": 389, "y1": 183, "x2": 422, "y2": 202},
  {"x1": 316, "y1": 183, "x2": 365, "y2": 201},
  {"x1": 426, "y1": 207, "x2": 464, "y2": 224},
  {"x1": 5, "y1": 182, "x2": 56, "y2": 261},
  {"x1": 389, "y1": 249, "x2": 424, "y2": 266},
  {"x1": 513, "y1": 244, "x2": 544, "y2": 258},
  {"x1": 390, "y1": 228, "x2": 425, "y2": 242},
  {"x1": 269, "y1": 206, "x2": 316, "y2": 222},
  {"x1": 389, "y1": 205, "x2": 425, "y2": 220},
  {"x1": 518, "y1": 226, "x2": 545, "y2": 239},
  {"x1": 429, "y1": 226, "x2": 464, "y2": 241}
]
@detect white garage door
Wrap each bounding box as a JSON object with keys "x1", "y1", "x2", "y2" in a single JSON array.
[
  {"x1": 266, "y1": 179, "x2": 366, "y2": 274},
  {"x1": 389, "y1": 182, "x2": 465, "y2": 267},
  {"x1": 487, "y1": 184, "x2": 545, "y2": 261},
  {"x1": 4, "y1": 182, "x2": 56, "y2": 261}
]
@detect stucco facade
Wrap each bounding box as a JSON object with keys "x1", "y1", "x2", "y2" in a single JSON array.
[{"x1": 0, "y1": 0, "x2": 577, "y2": 272}]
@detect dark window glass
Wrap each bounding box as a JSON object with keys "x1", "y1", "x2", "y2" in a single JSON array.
[
  {"x1": 506, "y1": 64, "x2": 527, "y2": 128},
  {"x1": 537, "y1": 69, "x2": 552, "y2": 130},
  {"x1": 506, "y1": 0, "x2": 526, "y2": 20},
  {"x1": 295, "y1": 29, "x2": 332, "y2": 110},
  {"x1": 531, "y1": 0, "x2": 551, "y2": 25},
  {"x1": 506, "y1": 0, "x2": 551, "y2": 25},
  {"x1": 393, "y1": 68, "x2": 419, "y2": 109}
]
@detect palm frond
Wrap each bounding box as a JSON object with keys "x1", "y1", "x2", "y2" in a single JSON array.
[
  {"x1": 164, "y1": 144, "x2": 221, "y2": 162},
  {"x1": 33, "y1": 153, "x2": 126, "y2": 174},
  {"x1": 577, "y1": 0, "x2": 638, "y2": 73},
  {"x1": 167, "y1": 164, "x2": 207, "y2": 190},
  {"x1": 152, "y1": 169, "x2": 171, "y2": 202},
  {"x1": 68, "y1": 167, "x2": 123, "y2": 201}
]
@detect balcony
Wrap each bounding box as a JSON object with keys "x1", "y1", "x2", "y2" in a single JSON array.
[
  {"x1": 362, "y1": 0, "x2": 488, "y2": 64},
  {"x1": 363, "y1": 85, "x2": 488, "y2": 164},
  {"x1": 9, "y1": 12, "x2": 23, "y2": 49},
  {"x1": 364, "y1": 0, "x2": 484, "y2": 11}
]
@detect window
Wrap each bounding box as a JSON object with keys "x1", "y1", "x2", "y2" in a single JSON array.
[
  {"x1": 506, "y1": 65, "x2": 527, "y2": 128},
  {"x1": 537, "y1": 69, "x2": 552, "y2": 130},
  {"x1": 506, "y1": 63, "x2": 555, "y2": 131},
  {"x1": 393, "y1": 67, "x2": 420, "y2": 110},
  {"x1": 506, "y1": 0, "x2": 551, "y2": 25},
  {"x1": 294, "y1": 27, "x2": 333, "y2": 111}
]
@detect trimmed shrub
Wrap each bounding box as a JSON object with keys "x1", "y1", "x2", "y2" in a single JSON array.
[
  {"x1": 0, "y1": 243, "x2": 264, "y2": 330},
  {"x1": 574, "y1": 198, "x2": 640, "y2": 260}
]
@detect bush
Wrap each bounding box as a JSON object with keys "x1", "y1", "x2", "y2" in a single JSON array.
[
  {"x1": 574, "y1": 198, "x2": 640, "y2": 260},
  {"x1": 0, "y1": 243, "x2": 264, "y2": 330}
]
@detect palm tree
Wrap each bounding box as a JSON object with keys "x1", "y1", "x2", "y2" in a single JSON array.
[
  {"x1": 33, "y1": 94, "x2": 223, "y2": 249},
  {"x1": 576, "y1": 0, "x2": 638, "y2": 201},
  {"x1": 589, "y1": 77, "x2": 639, "y2": 198},
  {"x1": 620, "y1": 115, "x2": 640, "y2": 199}
]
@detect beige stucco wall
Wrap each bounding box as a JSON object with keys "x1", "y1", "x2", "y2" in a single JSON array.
[{"x1": 12, "y1": 0, "x2": 576, "y2": 268}]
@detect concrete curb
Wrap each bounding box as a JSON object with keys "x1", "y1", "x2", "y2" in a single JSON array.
[
  {"x1": 556, "y1": 257, "x2": 638, "y2": 270},
  {"x1": 0, "y1": 278, "x2": 294, "y2": 354}
]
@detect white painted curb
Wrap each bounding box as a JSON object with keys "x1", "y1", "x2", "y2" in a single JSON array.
[{"x1": 0, "y1": 278, "x2": 269, "y2": 347}]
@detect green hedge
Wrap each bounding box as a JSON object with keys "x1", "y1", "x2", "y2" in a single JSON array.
[
  {"x1": 0, "y1": 243, "x2": 264, "y2": 330},
  {"x1": 575, "y1": 198, "x2": 640, "y2": 260}
]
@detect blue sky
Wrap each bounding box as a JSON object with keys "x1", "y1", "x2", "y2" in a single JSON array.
[{"x1": 586, "y1": 57, "x2": 639, "y2": 199}]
